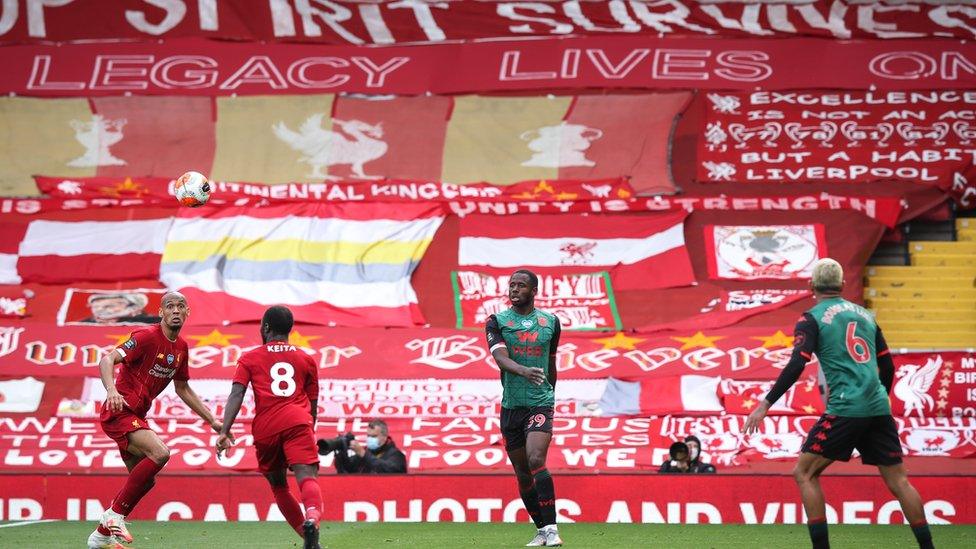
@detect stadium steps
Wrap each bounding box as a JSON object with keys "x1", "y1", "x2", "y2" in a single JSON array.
[
  {"x1": 880, "y1": 331, "x2": 975, "y2": 348},
  {"x1": 865, "y1": 298, "x2": 975, "y2": 311},
  {"x1": 865, "y1": 287, "x2": 976, "y2": 300},
  {"x1": 873, "y1": 309, "x2": 968, "y2": 322},
  {"x1": 909, "y1": 241, "x2": 976, "y2": 255},
  {"x1": 881, "y1": 320, "x2": 976, "y2": 332},
  {"x1": 866, "y1": 266, "x2": 976, "y2": 278},
  {"x1": 866, "y1": 217, "x2": 976, "y2": 348},
  {"x1": 911, "y1": 254, "x2": 976, "y2": 267}
]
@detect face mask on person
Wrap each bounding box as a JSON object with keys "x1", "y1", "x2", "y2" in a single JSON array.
[{"x1": 366, "y1": 436, "x2": 381, "y2": 451}]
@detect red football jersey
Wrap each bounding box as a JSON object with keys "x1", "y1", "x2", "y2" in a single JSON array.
[
  {"x1": 114, "y1": 325, "x2": 190, "y2": 419},
  {"x1": 233, "y1": 342, "x2": 319, "y2": 441}
]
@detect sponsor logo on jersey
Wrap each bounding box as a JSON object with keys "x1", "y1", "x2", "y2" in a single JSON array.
[{"x1": 516, "y1": 331, "x2": 540, "y2": 343}]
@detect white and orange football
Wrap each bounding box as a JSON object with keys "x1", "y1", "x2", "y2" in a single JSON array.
[{"x1": 174, "y1": 171, "x2": 212, "y2": 207}]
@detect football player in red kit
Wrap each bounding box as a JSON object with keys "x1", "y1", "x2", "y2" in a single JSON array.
[
  {"x1": 88, "y1": 291, "x2": 222, "y2": 549},
  {"x1": 216, "y1": 305, "x2": 323, "y2": 549}
]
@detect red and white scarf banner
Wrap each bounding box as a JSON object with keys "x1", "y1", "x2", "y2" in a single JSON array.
[
  {"x1": 29, "y1": 176, "x2": 906, "y2": 228},
  {"x1": 5, "y1": 473, "x2": 975, "y2": 524},
  {"x1": 697, "y1": 90, "x2": 976, "y2": 208},
  {"x1": 34, "y1": 176, "x2": 634, "y2": 205},
  {"x1": 1, "y1": 415, "x2": 973, "y2": 475},
  {"x1": 0, "y1": 210, "x2": 172, "y2": 284},
  {"x1": 4, "y1": 36, "x2": 976, "y2": 97},
  {"x1": 4, "y1": 1, "x2": 976, "y2": 45}
]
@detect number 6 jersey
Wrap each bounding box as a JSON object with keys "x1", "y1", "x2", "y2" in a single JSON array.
[
  {"x1": 797, "y1": 297, "x2": 892, "y2": 417},
  {"x1": 232, "y1": 343, "x2": 319, "y2": 440}
]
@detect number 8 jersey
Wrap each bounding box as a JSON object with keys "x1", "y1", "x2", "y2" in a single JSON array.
[
  {"x1": 233, "y1": 343, "x2": 319, "y2": 440},
  {"x1": 801, "y1": 297, "x2": 891, "y2": 417}
]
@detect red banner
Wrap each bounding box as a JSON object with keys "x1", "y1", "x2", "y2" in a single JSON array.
[
  {"x1": 26, "y1": 176, "x2": 904, "y2": 228},
  {"x1": 4, "y1": 37, "x2": 976, "y2": 97},
  {"x1": 34, "y1": 176, "x2": 634, "y2": 205},
  {"x1": 891, "y1": 353, "x2": 976, "y2": 419},
  {"x1": 639, "y1": 289, "x2": 811, "y2": 333},
  {"x1": 452, "y1": 271, "x2": 621, "y2": 331},
  {"x1": 2, "y1": 473, "x2": 974, "y2": 524},
  {"x1": 1, "y1": 415, "x2": 973, "y2": 475},
  {"x1": 0, "y1": 323, "x2": 810, "y2": 380},
  {"x1": 697, "y1": 90, "x2": 976, "y2": 207},
  {"x1": 3, "y1": 1, "x2": 976, "y2": 45}
]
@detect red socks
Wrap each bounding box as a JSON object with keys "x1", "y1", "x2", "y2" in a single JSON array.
[
  {"x1": 273, "y1": 485, "x2": 306, "y2": 536},
  {"x1": 111, "y1": 458, "x2": 164, "y2": 515},
  {"x1": 299, "y1": 477, "x2": 323, "y2": 524}
]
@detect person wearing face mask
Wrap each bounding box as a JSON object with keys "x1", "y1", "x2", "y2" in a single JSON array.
[
  {"x1": 684, "y1": 435, "x2": 717, "y2": 473},
  {"x1": 333, "y1": 419, "x2": 407, "y2": 474}
]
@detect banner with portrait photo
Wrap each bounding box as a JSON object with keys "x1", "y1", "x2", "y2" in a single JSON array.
[
  {"x1": 451, "y1": 270, "x2": 622, "y2": 331},
  {"x1": 56, "y1": 288, "x2": 163, "y2": 326},
  {"x1": 704, "y1": 224, "x2": 827, "y2": 281}
]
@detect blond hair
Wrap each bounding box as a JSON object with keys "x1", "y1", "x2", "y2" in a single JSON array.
[{"x1": 811, "y1": 258, "x2": 843, "y2": 292}]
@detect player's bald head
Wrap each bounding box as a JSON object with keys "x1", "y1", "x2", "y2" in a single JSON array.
[
  {"x1": 811, "y1": 258, "x2": 843, "y2": 293},
  {"x1": 161, "y1": 291, "x2": 187, "y2": 305}
]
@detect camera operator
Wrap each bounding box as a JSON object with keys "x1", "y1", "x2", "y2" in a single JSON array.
[
  {"x1": 659, "y1": 441, "x2": 692, "y2": 473},
  {"x1": 318, "y1": 419, "x2": 407, "y2": 474}
]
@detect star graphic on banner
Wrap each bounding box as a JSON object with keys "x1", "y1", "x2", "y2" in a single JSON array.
[
  {"x1": 944, "y1": 360, "x2": 955, "y2": 369},
  {"x1": 802, "y1": 405, "x2": 818, "y2": 414},
  {"x1": 594, "y1": 332, "x2": 645, "y2": 350},
  {"x1": 100, "y1": 177, "x2": 149, "y2": 198},
  {"x1": 288, "y1": 330, "x2": 322, "y2": 348},
  {"x1": 940, "y1": 378, "x2": 952, "y2": 388},
  {"x1": 941, "y1": 368, "x2": 953, "y2": 378},
  {"x1": 751, "y1": 330, "x2": 795, "y2": 349},
  {"x1": 671, "y1": 331, "x2": 725, "y2": 350},
  {"x1": 105, "y1": 334, "x2": 132, "y2": 346},
  {"x1": 187, "y1": 329, "x2": 242, "y2": 348},
  {"x1": 938, "y1": 387, "x2": 950, "y2": 399},
  {"x1": 936, "y1": 397, "x2": 949, "y2": 409},
  {"x1": 741, "y1": 398, "x2": 757, "y2": 410}
]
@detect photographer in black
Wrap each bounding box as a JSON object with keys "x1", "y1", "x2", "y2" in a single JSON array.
[
  {"x1": 659, "y1": 441, "x2": 692, "y2": 473},
  {"x1": 319, "y1": 419, "x2": 407, "y2": 474}
]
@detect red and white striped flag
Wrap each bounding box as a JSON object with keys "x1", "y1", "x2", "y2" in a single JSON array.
[
  {"x1": 0, "y1": 213, "x2": 171, "y2": 284},
  {"x1": 600, "y1": 376, "x2": 724, "y2": 416},
  {"x1": 159, "y1": 202, "x2": 444, "y2": 327},
  {"x1": 458, "y1": 210, "x2": 694, "y2": 290}
]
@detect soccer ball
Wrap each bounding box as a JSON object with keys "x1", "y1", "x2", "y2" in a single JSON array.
[{"x1": 174, "y1": 171, "x2": 212, "y2": 207}]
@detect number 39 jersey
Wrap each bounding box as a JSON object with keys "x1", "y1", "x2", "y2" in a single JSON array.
[
  {"x1": 801, "y1": 297, "x2": 891, "y2": 417},
  {"x1": 233, "y1": 343, "x2": 319, "y2": 441}
]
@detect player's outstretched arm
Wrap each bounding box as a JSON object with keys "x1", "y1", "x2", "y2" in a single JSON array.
[
  {"x1": 98, "y1": 350, "x2": 128, "y2": 413},
  {"x1": 216, "y1": 382, "x2": 246, "y2": 458},
  {"x1": 744, "y1": 315, "x2": 819, "y2": 434},
  {"x1": 174, "y1": 380, "x2": 221, "y2": 432}
]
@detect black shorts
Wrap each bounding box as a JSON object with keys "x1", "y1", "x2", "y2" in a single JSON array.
[
  {"x1": 500, "y1": 406, "x2": 553, "y2": 451},
  {"x1": 802, "y1": 414, "x2": 903, "y2": 466}
]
